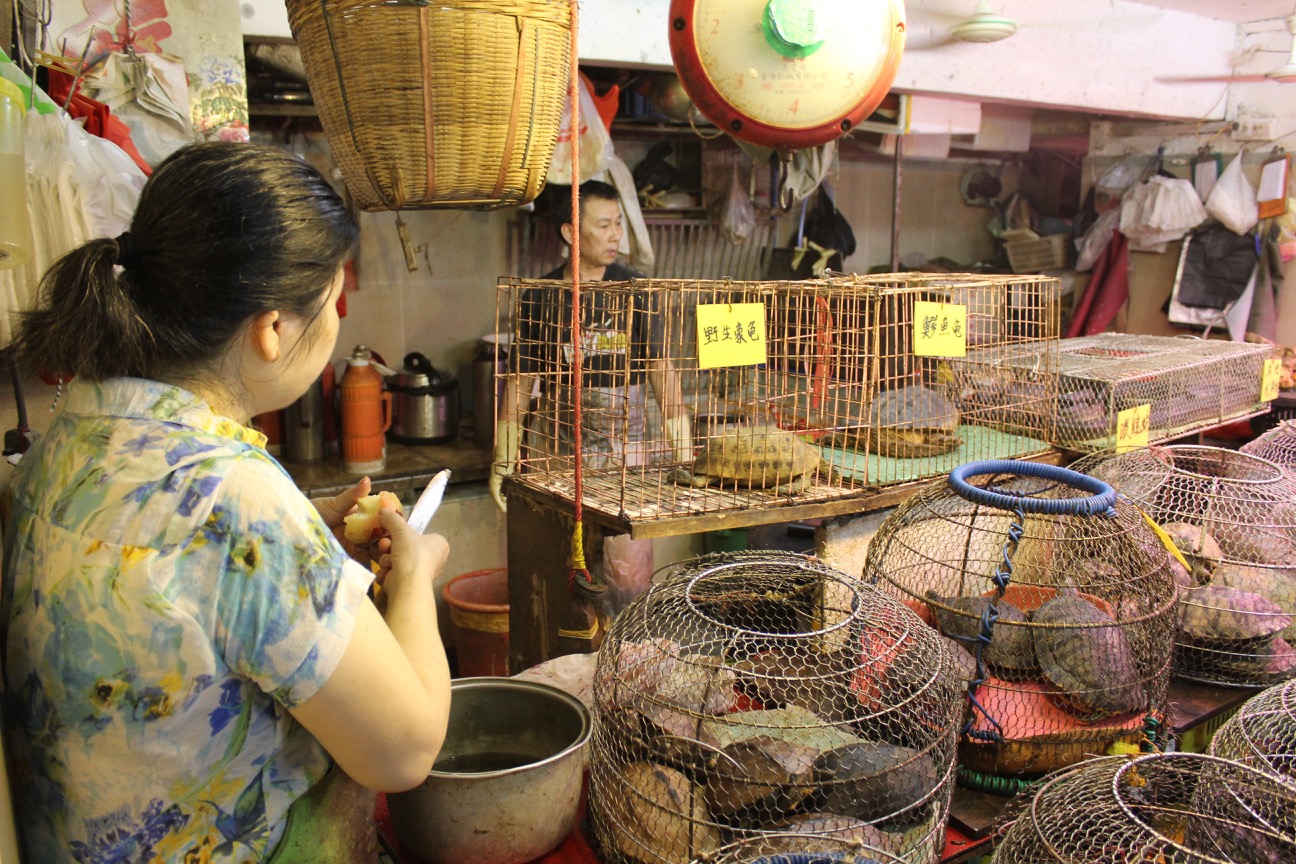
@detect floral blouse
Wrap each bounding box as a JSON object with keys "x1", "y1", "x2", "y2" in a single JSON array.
[{"x1": 2, "y1": 379, "x2": 373, "y2": 863}]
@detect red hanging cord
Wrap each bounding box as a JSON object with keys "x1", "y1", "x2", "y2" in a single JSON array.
[{"x1": 567, "y1": 0, "x2": 592, "y2": 588}]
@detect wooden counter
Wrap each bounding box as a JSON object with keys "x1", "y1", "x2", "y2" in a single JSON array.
[{"x1": 281, "y1": 435, "x2": 494, "y2": 500}]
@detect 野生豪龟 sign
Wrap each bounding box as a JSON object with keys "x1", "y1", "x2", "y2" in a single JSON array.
[{"x1": 696, "y1": 302, "x2": 768, "y2": 369}]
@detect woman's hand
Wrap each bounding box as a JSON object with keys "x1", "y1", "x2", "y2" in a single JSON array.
[
  {"x1": 313, "y1": 477, "x2": 392, "y2": 567},
  {"x1": 371, "y1": 508, "x2": 449, "y2": 605}
]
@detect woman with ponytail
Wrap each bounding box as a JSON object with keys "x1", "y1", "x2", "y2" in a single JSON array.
[{"x1": 2, "y1": 142, "x2": 452, "y2": 863}]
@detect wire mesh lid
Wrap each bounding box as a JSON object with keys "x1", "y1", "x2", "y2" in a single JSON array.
[
  {"x1": 1208, "y1": 678, "x2": 1296, "y2": 783},
  {"x1": 1241, "y1": 418, "x2": 1296, "y2": 472},
  {"x1": 587, "y1": 552, "x2": 965, "y2": 864},
  {"x1": 991, "y1": 752, "x2": 1296, "y2": 863},
  {"x1": 691, "y1": 834, "x2": 906, "y2": 864}
]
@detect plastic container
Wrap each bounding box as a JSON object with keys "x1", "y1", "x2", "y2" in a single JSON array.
[
  {"x1": 0, "y1": 76, "x2": 30, "y2": 270},
  {"x1": 443, "y1": 569, "x2": 510, "y2": 677},
  {"x1": 339, "y1": 345, "x2": 392, "y2": 474}
]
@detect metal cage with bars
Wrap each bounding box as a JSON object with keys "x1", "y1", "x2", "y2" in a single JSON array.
[
  {"x1": 1072, "y1": 445, "x2": 1296, "y2": 687},
  {"x1": 1052, "y1": 333, "x2": 1272, "y2": 452},
  {"x1": 990, "y1": 753, "x2": 1296, "y2": 863},
  {"x1": 586, "y1": 552, "x2": 964, "y2": 864},
  {"x1": 1208, "y1": 678, "x2": 1296, "y2": 784},
  {"x1": 1242, "y1": 418, "x2": 1296, "y2": 473},
  {"x1": 865, "y1": 460, "x2": 1179, "y2": 780},
  {"x1": 495, "y1": 273, "x2": 1060, "y2": 526}
]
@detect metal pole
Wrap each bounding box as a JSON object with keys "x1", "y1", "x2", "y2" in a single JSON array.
[{"x1": 890, "y1": 137, "x2": 903, "y2": 272}]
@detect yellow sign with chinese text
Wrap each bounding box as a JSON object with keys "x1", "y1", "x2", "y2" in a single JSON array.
[
  {"x1": 696, "y1": 303, "x2": 768, "y2": 369},
  {"x1": 1262, "y1": 358, "x2": 1281, "y2": 402},
  {"x1": 1115, "y1": 403, "x2": 1151, "y2": 453},
  {"x1": 913, "y1": 302, "x2": 967, "y2": 357}
]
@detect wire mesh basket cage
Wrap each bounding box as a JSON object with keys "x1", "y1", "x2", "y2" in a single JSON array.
[
  {"x1": 991, "y1": 752, "x2": 1296, "y2": 863},
  {"x1": 287, "y1": 0, "x2": 570, "y2": 210},
  {"x1": 1241, "y1": 419, "x2": 1296, "y2": 473},
  {"x1": 587, "y1": 552, "x2": 966, "y2": 864},
  {"x1": 497, "y1": 273, "x2": 1059, "y2": 526},
  {"x1": 1053, "y1": 334, "x2": 1272, "y2": 452},
  {"x1": 866, "y1": 460, "x2": 1180, "y2": 781},
  {"x1": 692, "y1": 834, "x2": 907, "y2": 864},
  {"x1": 1207, "y1": 678, "x2": 1296, "y2": 783},
  {"x1": 1072, "y1": 445, "x2": 1296, "y2": 687}
]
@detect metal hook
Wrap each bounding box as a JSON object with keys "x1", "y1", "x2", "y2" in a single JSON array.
[{"x1": 776, "y1": 151, "x2": 795, "y2": 212}]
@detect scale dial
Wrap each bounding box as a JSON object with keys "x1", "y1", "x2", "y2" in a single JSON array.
[{"x1": 669, "y1": 0, "x2": 905, "y2": 149}]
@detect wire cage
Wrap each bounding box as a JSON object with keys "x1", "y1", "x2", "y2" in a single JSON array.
[
  {"x1": 1241, "y1": 418, "x2": 1296, "y2": 472},
  {"x1": 990, "y1": 752, "x2": 1296, "y2": 863},
  {"x1": 1071, "y1": 445, "x2": 1296, "y2": 687},
  {"x1": 586, "y1": 552, "x2": 966, "y2": 864},
  {"x1": 497, "y1": 273, "x2": 1059, "y2": 525},
  {"x1": 692, "y1": 834, "x2": 907, "y2": 864},
  {"x1": 1207, "y1": 678, "x2": 1296, "y2": 783},
  {"x1": 865, "y1": 460, "x2": 1180, "y2": 782},
  {"x1": 1052, "y1": 334, "x2": 1272, "y2": 452}
]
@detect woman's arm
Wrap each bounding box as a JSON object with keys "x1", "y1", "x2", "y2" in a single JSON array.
[{"x1": 288, "y1": 509, "x2": 452, "y2": 791}]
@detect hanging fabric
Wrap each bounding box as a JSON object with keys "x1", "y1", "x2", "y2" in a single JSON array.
[{"x1": 1065, "y1": 228, "x2": 1130, "y2": 337}]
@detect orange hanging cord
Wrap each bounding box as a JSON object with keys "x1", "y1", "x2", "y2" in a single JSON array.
[{"x1": 566, "y1": 0, "x2": 592, "y2": 589}]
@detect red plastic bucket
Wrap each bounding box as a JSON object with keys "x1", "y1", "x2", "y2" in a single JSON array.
[{"x1": 442, "y1": 569, "x2": 509, "y2": 677}]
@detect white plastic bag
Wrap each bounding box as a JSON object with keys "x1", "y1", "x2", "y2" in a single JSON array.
[
  {"x1": 719, "y1": 166, "x2": 755, "y2": 245},
  {"x1": 547, "y1": 77, "x2": 614, "y2": 185},
  {"x1": 1094, "y1": 155, "x2": 1147, "y2": 213},
  {"x1": 1205, "y1": 152, "x2": 1259, "y2": 235},
  {"x1": 1119, "y1": 176, "x2": 1208, "y2": 252}
]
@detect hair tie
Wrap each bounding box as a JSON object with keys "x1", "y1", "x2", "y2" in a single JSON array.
[{"x1": 115, "y1": 232, "x2": 139, "y2": 270}]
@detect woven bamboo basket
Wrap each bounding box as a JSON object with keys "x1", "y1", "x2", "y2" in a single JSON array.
[{"x1": 287, "y1": 0, "x2": 572, "y2": 211}]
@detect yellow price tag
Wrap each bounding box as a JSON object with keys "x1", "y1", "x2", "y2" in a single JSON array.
[
  {"x1": 696, "y1": 303, "x2": 768, "y2": 370},
  {"x1": 1115, "y1": 403, "x2": 1151, "y2": 453},
  {"x1": 1262, "y1": 358, "x2": 1281, "y2": 402},
  {"x1": 913, "y1": 301, "x2": 967, "y2": 357},
  {"x1": 1138, "y1": 509, "x2": 1191, "y2": 572}
]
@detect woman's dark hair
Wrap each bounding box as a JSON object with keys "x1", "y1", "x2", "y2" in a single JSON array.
[{"x1": 7, "y1": 142, "x2": 360, "y2": 381}]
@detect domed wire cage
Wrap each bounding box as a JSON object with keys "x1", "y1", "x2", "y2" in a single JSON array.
[
  {"x1": 865, "y1": 460, "x2": 1180, "y2": 786},
  {"x1": 1207, "y1": 678, "x2": 1296, "y2": 783},
  {"x1": 1071, "y1": 445, "x2": 1296, "y2": 687},
  {"x1": 588, "y1": 553, "x2": 966, "y2": 864},
  {"x1": 692, "y1": 834, "x2": 906, "y2": 864},
  {"x1": 1241, "y1": 419, "x2": 1296, "y2": 472},
  {"x1": 991, "y1": 752, "x2": 1296, "y2": 863}
]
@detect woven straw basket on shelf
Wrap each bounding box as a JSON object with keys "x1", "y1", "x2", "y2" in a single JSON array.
[{"x1": 287, "y1": 0, "x2": 572, "y2": 211}]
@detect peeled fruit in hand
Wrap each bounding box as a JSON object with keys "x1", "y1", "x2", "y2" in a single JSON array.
[{"x1": 343, "y1": 491, "x2": 403, "y2": 544}]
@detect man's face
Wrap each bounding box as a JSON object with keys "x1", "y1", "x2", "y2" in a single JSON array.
[{"x1": 576, "y1": 198, "x2": 623, "y2": 270}]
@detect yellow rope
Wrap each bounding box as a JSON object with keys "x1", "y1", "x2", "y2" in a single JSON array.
[{"x1": 570, "y1": 519, "x2": 587, "y2": 572}]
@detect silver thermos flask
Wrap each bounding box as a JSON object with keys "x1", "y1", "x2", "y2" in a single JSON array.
[
  {"x1": 472, "y1": 334, "x2": 509, "y2": 449},
  {"x1": 283, "y1": 374, "x2": 326, "y2": 463}
]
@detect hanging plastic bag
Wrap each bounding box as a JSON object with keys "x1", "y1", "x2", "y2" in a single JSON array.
[
  {"x1": 719, "y1": 166, "x2": 755, "y2": 245},
  {"x1": 1076, "y1": 207, "x2": 1121, "y2": 272},
  {"x1": 602, "y1": 533, "x2": 654, "y2": 616},
  {"x1": 1119, "y1": 175, "x2": 1207, "y2": 252},
  {"x1": 547, "y1": 76, "x2": 614, "y2": 186},
  {"x1": 1205, "y1": 151, "x2": 1259, "y2": 235},
  {"x1": 1094, "y1": 155, "x2": 1148, "y2": 213}
]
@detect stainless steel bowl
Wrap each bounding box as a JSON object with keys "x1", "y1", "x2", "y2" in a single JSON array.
[{"x1": 388, "y1": 677, "x2": 590, "y2": 864}]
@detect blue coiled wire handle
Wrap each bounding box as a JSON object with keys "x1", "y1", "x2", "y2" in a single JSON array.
[{"x1": 948, "y1": 459, "x2": 1117, "y2": 518}]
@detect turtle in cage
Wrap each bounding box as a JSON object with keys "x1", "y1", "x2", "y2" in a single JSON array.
[
  {"x1": 672, "y1": 424, "x2": 834, "y2": 494},
  {"x1": 866, "y1": 459, "x2": 1180, "y2": 778}
]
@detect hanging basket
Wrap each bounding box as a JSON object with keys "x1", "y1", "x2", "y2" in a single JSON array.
[{"x1": 287, "y1": 0, "x2": 573, "y2": 211}]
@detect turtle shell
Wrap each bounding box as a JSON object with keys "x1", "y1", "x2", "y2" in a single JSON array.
[
  {"x1": 1032, "y1": 595, "x2": 1146, "y2": 717},
  {"x1": 1211, "y1": 564, "x2": 1296, "y2": 642},
  {"x1": 811, "y1": 741, "x2": 939, "y2": 825},
  {"x1": 1179, "y1": 584, "x2": 1292, "y2": 644},
  {"x1": 690, "y1": 425, "x2": 820, "y2": 488},
  {"x1": 1161, "y1": 521, "x2": 1222, "y2": 584},
  {"x1": 926, "y1": 592, "x2": 1038, "y2": 675}
]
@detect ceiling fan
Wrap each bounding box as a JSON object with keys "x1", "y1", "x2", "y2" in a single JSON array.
[{"x1": 1157, "y1": 13, "x2": 1296, "y2": 83}]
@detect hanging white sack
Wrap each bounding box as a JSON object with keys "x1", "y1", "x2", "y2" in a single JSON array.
[
  {"x1": 1119, "y1": 175, "x2": 1208, "y2": 252},
  {"x1": 1205, "y1": 151, "x2": 1259, "y2": 235}
]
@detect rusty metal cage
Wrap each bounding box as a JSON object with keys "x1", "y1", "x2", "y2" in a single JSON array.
[
  {"x1": 1242, "y1": 418, "x2": 1296, "y2": 473},
  {"x1": 990, "y1": 753, "x2": 1296, "y2": 863},
  {"x1": 587, "y1": 552, "x2": 965, "y2": 864},
  {"x1": 866, "y1": 460, "x2": 1179, "y2": 780},
  {"x1": 496, "y1": 273, "x2": 1059, "y2": 525},
  {"x1": 1208, "y1": 679, "x2": 1296, "y2": 783},
  {"x1": 1053, "y1": 334, "x2": 1272, "y2": 452},
  {"x1": 1072, "y1": 445, "x2": 1296, "y2": 687}
]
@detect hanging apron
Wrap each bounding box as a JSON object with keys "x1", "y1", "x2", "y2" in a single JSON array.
[{"x1": 266, "y1": 763, "x2": 379, "y2": 863}]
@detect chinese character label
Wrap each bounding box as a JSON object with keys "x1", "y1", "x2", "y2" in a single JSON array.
[
  {"x1": 912, "y1": 302, "x2": 967, "y2": 357},
  {"x1": 1115, "y1": 403, "x2": 1151, "y2": 453},
  {"x1": 697, "y1": 303, "x2": 768, "y2": 369},
  {"x1": 1261, "y1": 359, "x2": 1281, "y2": 402}
]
